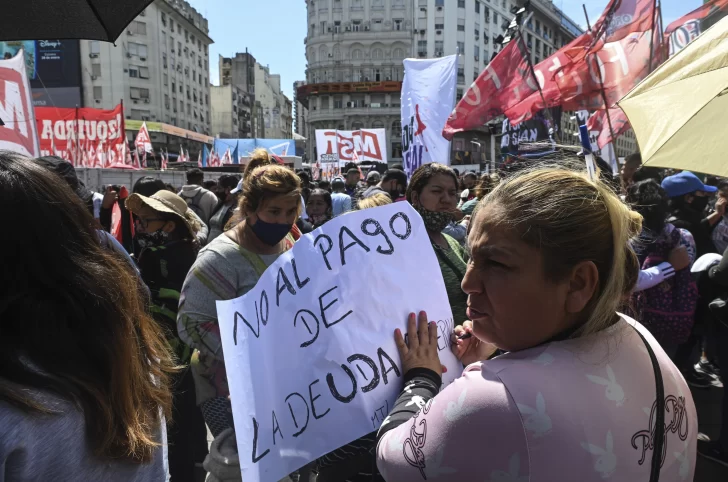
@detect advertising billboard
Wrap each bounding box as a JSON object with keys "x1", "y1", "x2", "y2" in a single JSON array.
[{"x1": 0, "y1": 40, "x2": 82, "y2": 108}]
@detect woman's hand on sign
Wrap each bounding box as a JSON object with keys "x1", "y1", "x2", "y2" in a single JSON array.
[
  {"x1": 451, "y1": 320, "x2": 498, "y2": 367},
  {"x1": 394, "y1": 311, "x2": 442, "y2": 377}
]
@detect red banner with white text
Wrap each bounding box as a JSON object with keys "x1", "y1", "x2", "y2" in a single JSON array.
[
  {"x1": 664, "y1": 0, "x2": 728, "y2": 56},
  {"x1": 35, "y1": 103, "x2": 130, "y2": 168}
]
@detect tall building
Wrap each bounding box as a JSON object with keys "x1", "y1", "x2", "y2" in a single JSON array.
[
  {"x1": 219, "y1": 52, "x2": 259, "y2": 135},
  {"x1": 298, "y1": 0, "x2": 413, "y2": 163},
  {"x1": 210, "y1": 84, "x2": 252, "y2": 138},
  {"x1": 293, "y1": 80, "x2": 308, "y2": 136},
  {"x1": 255, "y1": 63, "x2": 293, "y2": 139},
  {"x1": 80, "y1": 0, "x2": 213, "y2": 153}
]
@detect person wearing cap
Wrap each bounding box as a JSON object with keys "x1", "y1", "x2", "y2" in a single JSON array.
[
  {"x1": 125, "y1": 190, "x2": 209, "y2": 482},
  {"x1": 208, "y1": 175, "x2": 241, "y2": 243},
  {"x1": 360, "y1": 169, "x2": 408, "y2": 202},
  {"x1": 345, "y1": 167, "x2": 362, "y2": 198},
  {"x1": 331, "y1": 177, "x2": 353, "y2": 217},
  {"x1": 366, "y1": 170, "x2": 381, "y2": 187},
  {"x1": 662, "y1": 171, "x2": 726, "y2": 257}
]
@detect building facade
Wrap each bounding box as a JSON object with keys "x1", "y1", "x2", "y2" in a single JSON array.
[
  {"x1": 219, "y1": 51, "x2": 260, "y2": 136},
  {"x1": 254, "y1": 63, "x2": 293, "y2": 139},
  {"x1": 210, "y1": 84, "x2": 252, "y2": 138},
  {"x1": 80, "y1": 0, "x2": 213, "y2": 154},
  {"x1": 299, "y1": 0, "x2": 413, "y2": 164},
  {"x1": 293, "y1": 80, "x2": 309, "y2": 136}
]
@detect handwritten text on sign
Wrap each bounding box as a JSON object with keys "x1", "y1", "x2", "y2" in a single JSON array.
[{"x1": 217, "y1": 203, "x2": 462, "y2": 482}]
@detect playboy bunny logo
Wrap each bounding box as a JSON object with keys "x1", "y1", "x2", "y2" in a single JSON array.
[
  {"x1": 489, "y1": 453, "x2": 528, "y2": 482},
  {"x1": 581, "y1": 430, "x2": 617, "y2": 479},
  {"x1": 532, "y1": 352, "x2": 554, "y2": 366},
  {"x1": 516, "y1": 392, "x2": 552, "y2": 438},
  {"x1": 674, "y1": 440, "x2": 690, "y2": 481},
  {"x1": 586, "y1": 365, "x2": 625, "y2": 406},
  {"x1": 444, "y1": 388, "x2": 468, "y2": 422}
]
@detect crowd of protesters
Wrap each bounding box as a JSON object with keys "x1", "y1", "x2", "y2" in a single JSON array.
[{"x1": 1, "y1": 144, "x2": 727, "y2": 482}]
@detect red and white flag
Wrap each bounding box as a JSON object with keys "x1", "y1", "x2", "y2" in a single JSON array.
[
  {"x1": 134, "y1": 121, "x2": 153, "y2": 153},
  {"x1": 133, "y1": 149, "x2": 141, "y2": 169},
  {"x1": 178, "y1": 149, "x2": 186, "y2": 163},
  {"x1": 0, "y1": 50, "x2": 40, "y2": 157},
  {"x1": 221, "y1": 147, "x2": 232, "y2": 165},
  {"x1": 587, "y1": 107, "x2": 632, "y2": 149},
  {"x1": 197, "y1": 150, "x2": 202, "y2": 167}
]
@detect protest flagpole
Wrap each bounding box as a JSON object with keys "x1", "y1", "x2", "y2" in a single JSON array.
[
  {"x1": 582, "y1": 4, "x2": 617, "y2": 151},
  {"x1": 648, "y1": 0, "x2": 659, "y2": 72}
]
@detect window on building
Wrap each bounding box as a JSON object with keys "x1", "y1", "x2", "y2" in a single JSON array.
[
  {"x1": 457, "y1": 41, "x2": 465, "y2": 53},
  {"x1": 435, "y1": 23, "x2": 444, "y2": 30},
  {"x1": 457, "y1": 19, "x2": 465, "y2": 31},
  {"x1": 139, "y1": 66, "x2": 150, "y2": 79},
  {"x1": 139, "y1": 88, "x2": 149, "y2": 99},
  {"x1": 162, "y1": 53, "x2": 167, "y2": 68},
  {"x1": 130, "y1": 87, "x2": 140, "y2": 99},
  {"x1": 352, "y1": 20, "x2": 361, "y2": 32},
  {"x1": 435, "y1": 40, "x2": 444, "y2": 54},
  {"x1": 128, "y1": 42, "x2": 148, "y2": 57},
  {"x1": 177, "y1": 41, "x2": 182, "y2": 54},
  {"x1": 129, "y1": 21, "x2": 146, "y2": 35},
  {"x1": 334, "y1": 97, "x2": 343, "y2": 108},
  {"x1": 394, "y1": 19, "x2": 402, "y2": 31},
  {"x1": 372, "y1": 48, "x2": 384, "y2": 59},
  {"x1": 435, "y1": 0, "x2": 444, "y2": 6},
  {"x1": 172, "y1": 81, "x2": 176, "y2": 92},
  {"x1": 417, "y1": 40, "x2": 427, "y2": 56},
  {"x1": 180, "y1": 100, "x2": 184, "y2": 111},
  {"x1": 458, "y1": 0, "x2": 465, "y2": 8},
  {"x1": 129, "y1": 67, "x2": 139, "y2": 78},
  {"x1": 457, "y1": 88, "x2": 463, "y2": 101},
  {"x1": 163, "y1": 73, "x2": 168, "y2": 85},
  {"x1": 320, "y1": 21, "x2": 327, "y2": 32},
  {"x1": 475, "y1": 1, "x2": 480, "y2": 13},
  {"x1": 90, "y1": 41, "x2": 100, "y2": 55},
  {"x1": 484, "y1": 6, "x2": 490, "y2": 20},
  {"x1": 91, "y1": 63, "x2": 102, "y2": 77},
  {"x1": 457, "y1": 66, "x2": 465, "y2": 84},
  {"x1": 170, "y1": 21, "x2": 174, "y2": 32},
  {"x1": 352, "y1": 48, "x2": 362, "y2": 59},
  {"x1": 93, "y1": 86, "x2": 102, "y2": 99},
  {"x1": 474, "y1": 45, "x2": 480, "y2": 61},
  {"x1": 334, "y1": 21, "x2": 341, "y2": 33},
  {"x1": 493, "y1": 13, "x2": 498, "y2": 24},
  {"x1": 161, "y1": 12, "x2": 167, "y2": 26}
]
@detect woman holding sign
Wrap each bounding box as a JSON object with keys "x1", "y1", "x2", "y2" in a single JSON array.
[
  {"x1": 178, "y1": 165, "x2": 301, "y2": 437},
  {"x1": 376, "y1": 167, "x2": 698, "y2": 481},
  {"x1": 406, "y1": 163, "x2": 469, "y2": 326}
]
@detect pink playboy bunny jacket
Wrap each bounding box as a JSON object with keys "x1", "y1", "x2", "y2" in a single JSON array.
[{"x1": 376, "y1": 315, "x2": 697, "y2": 482}]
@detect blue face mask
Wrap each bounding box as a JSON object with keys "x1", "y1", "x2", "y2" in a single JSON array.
[{"x1": 250, "y1": 216, "x2": 291, "y2": 246}]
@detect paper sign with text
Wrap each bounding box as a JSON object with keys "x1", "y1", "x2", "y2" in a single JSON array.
[{"x1": 217, "y1": 203, "x2": 462, "y2": 482}]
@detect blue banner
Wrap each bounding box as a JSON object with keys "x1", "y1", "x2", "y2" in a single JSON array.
[{"x1": 213, "y1": 139, "x2": 295, "y2": 158}]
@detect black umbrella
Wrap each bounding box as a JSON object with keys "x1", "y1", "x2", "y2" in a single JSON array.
[{"x1": 3, "y1": 0, "x2": 155, "y2": 42}]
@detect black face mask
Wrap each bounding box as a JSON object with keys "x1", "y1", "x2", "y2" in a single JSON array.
[{"x1": 690, "y1": 196, "x2": 710, "y2": 214}]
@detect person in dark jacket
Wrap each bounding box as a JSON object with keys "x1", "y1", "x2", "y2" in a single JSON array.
[
  {"x1": 126, "y1": 190, "x2": 209, "y2": 482},
  {"x1": 662, "y1": 171, "x2": 726, "y2": 257}
]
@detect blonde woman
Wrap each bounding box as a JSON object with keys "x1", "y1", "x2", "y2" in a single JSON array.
[
  {"x1": 178, "y1": 165, "x2": 301, "y2": 437},
  {"x1": 377, "y1": 168, "x2": 698, "y2": 482},
  {"x1": 358, "y1": 192, "x2": 392, "y2": 210}
]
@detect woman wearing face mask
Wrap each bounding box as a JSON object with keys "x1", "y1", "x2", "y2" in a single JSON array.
[
  {"x1": 177, "y1": 165, "x2": 300, "y2": 438},
  {"x1": 662, "y1": 171, "x2": 726, "y2": 257},
  {"x1": 406, "y1": 163, "x2": 468, "y2": 326},
  {"x1": 306, "y1": 188, "x2": 333, "y2": 228},
  {"x1": 126, "y1": 190, "x2": 208, "y2": 482}
]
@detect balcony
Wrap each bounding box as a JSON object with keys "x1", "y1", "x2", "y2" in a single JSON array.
[{"x1": 307, "y1": 105, "x2": 401, "y2": 123}]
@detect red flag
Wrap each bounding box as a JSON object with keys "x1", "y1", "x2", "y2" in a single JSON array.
[
  {"x1": 133, "y1": 149, "x2": 141, "y2": 169},
  {"x1": 502, "y1": 0, "x2": 658, "y2": 124},
  {"x1": 587, "y1": 107, "x2": 631, "y2": 149},
  {"x1": 443, "y1": 39, "x2": 534, "y2": 139},
  {"x1": 664, "y1": 0, "x2": 728, "y2": 56}
]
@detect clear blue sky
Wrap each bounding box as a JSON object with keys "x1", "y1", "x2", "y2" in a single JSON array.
[{"x1": 190, "y1": 0, "x2": 702, "y2": 100}]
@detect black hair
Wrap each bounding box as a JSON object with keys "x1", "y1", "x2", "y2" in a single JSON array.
[
  {"x1": 218, "y1": 174, "x2": 239, "y2": 190},
  {"x1": 317, "y1": 180, "x2": 331, "y2": 192},
  {"x1": 390, "y1": 163, "x2": 405, "y2": 172},
  {"x1": 132, "y1": 176, "x2": 166, "y2": 197},
  {"x1": 625, "y1": 152, "x2": 642, "y2": 167},
  {"x1": 382, "y1": 169, "x2": 408, "y2": 187},
  {"x1": 705, "y1": 176, "x2": 720, "y2": 187},
  {"x1": 632, "y1": 166, "x2": 664, "y2": 184},
  {"x1": 331, "y1": 178, "x2": 345, "y2": 191},
  {"x1": 452, "y1": 168, "x2": 460, "y2": 177},
  {"x1": 186, "y1": 168, "x2": 204, "y2": 184},
  {"x1": 405, "y1": 163, "x2": 458, "y2": 205},
  {"x1": 718, "y1": 179, "x2": 728, "y2": 191},
  {"x1": 307, "y1": 188, "x2": 332, "y2": 209},
  {"x1": 464, "y1": 172, "x2": 477, "y2": 180},
  {"x1": 626, "y1": 179, "x2": 669, "y2": 235},
  {"x1": 202, "y1": 180, "x2": 217, "y2": 190},
  {"x1": 346, "y1": 168, "x2": 360, "y2": 176},
  {"x1": 297, "y1": 171, "x2": 311, "y2": 185}
]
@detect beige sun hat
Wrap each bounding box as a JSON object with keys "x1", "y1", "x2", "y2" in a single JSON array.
[{"x1": 126, "y1": 190, "x2": 201, "y2": 236}]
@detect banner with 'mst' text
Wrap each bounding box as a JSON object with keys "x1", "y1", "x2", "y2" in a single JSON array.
[
  {"x1": 216, "y1": 203, "x2": 462, "y2": 482},
  {"x1": 315, "y1": 128, "x2": 388, "y2": 167},
  {"x1": 401, "y1": 55, "x2": 458, "y2": 178},
  {"x1": 35, "y1": 103, "x2": 128, "y2": 168}
]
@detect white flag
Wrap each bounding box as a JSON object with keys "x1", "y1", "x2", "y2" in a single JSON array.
[{"x1": 401, "y1": 55, "x2": 458, "y2": 178}]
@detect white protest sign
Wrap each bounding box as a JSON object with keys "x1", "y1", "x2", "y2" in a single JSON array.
[{"x1": 217, "y1": 202, "x2": 462, "y2": 482}]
